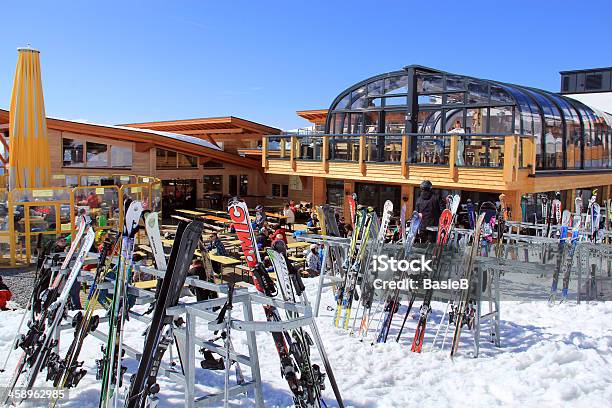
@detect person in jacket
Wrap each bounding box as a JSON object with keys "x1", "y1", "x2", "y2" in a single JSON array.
[
  {"x1": 206, "y1": 232, "x2": 227, "y2": 256},
  {"x1": 0, "y1": 276, "x2": 13, "y2": 310},
  {"x1": 305, "y1": 244, "x2": 321, "y2": 276},
  {"x1": 415, "y1": 180, "x2": 441, "y2": 243},
  {"x1": 283, "y1": 204, "x2": 295, "y2": 231},
  {"x1": 255, "y1": 205, "x2": 267, "y2": 229}
]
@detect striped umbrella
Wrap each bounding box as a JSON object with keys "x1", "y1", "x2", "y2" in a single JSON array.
[{"x1": 8, "y1": 47, "x2": 51, "y2": 190}]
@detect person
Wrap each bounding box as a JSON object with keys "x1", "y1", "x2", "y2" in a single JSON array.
[
  {"x1": 255, "y1": 205, "x2": 267, "y2": 229},
  {"x1": 188, "y1": 259, "x2": 218, "y2": 302},
  {"x1": 272, "y1": 225, "x2": 288, "y2": 244},
  {"x1": 0, "y1": 276, "x2": 13, "y2": 311},
  {"x1": 86, "y1": 191, "x2": 101, "y2": 208},
  {"x1": 306, "y1": 211, "x2": 318, "y2": 228},
  {"x1": 283, "y1": 204, "x2": 295, "y2": 231},
  {"x1": 415, "y1": 180, "x2": 441, "y2": 243},
  {"x1": 305, "y1": 244, "x2": 321, "y2": 276},
  {"x1": 289, "y1": 200, "x2": 297, "y2": 215},
  {"x1": 256, "y1": 228, "x2": 271, "y2": 249},
  {"x1": 449, "y1": 120, "x2": 465, "y2": 166},
  {"x1": 206, "y1": 232, "x2": 227, "y2": 257}
]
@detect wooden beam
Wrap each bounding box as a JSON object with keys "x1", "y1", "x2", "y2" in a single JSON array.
[
  {"x1": 262, "y1": 137, "x2": 269, "y2": 169},
  {"x1": 179, "y1": 128, "x2": 244, "y2": 135},
  {"x1": 359, "y1": 135, "x2": 366, "y2": 176},
  {"x1": 400, "y1": 135, "x2": 408, "y2": 178},
  {"x1": 290, "y1": 136, "x2": 297, "y2": 171},
  {"x1": 135, "y1": 142, "x2": 155, "y2": 152},
  {"x1": 322, "y1": 136, "x2": 329, "y2": 173}
]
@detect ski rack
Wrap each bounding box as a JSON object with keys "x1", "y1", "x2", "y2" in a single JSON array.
[
  {"x1": 57, "y1": 264, "x2": 344, "y2": 408},
  {"x1": 575, "y1": 242, "x2": 612, "y2": 303},
  {"x1": 294, "y1": 233, "x2": 350, "y2": 316}
]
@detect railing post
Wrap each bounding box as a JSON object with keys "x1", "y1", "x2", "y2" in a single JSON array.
[
  {"x1": 280, "y1": 136, "x2": 286, "y2": 158},
  {"x1": 503, "y1": 135, "x2": 516, "y2": 182},
  {"x1": 400, "y1": 134, "x2": 408, "y2": 178},
  {"x1": 322, "y1": 136, "x2": 329, "y2": 173},
  {"x1": 449, "y1": 135, "x2": 458, "y2": 181},
  {"x1": 290, "y1": 136, "x2": 297, "y2": 170},
  {"x1": 262, "y1": 137, "x2": 269, "y2": 169},
  {"x1": 359, "y1": 135, "x2": 366, "y2": 175}
]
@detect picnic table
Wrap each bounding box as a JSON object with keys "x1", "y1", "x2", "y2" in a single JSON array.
[
  {"x1": 197, "y1": 208, "x2": 228, "y2": 216},
  {"x1": 176, "y1": 209, "x2": 207, "y2": 218}
]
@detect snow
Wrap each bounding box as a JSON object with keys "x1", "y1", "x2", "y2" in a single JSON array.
[{"x1": 1, "y1": 280, "x2": 611, "y2": 407}]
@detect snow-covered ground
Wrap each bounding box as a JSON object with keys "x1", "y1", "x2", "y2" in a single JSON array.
[{"x1": 1, "y1": 279, "x2": 611, "y2": 407}]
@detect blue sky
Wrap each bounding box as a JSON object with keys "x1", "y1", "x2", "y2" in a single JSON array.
[{"x1": 1, "y1": 0, "x2": 610, "y2": 130}]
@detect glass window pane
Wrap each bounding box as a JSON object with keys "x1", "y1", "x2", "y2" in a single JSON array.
[
  {"x1": 156, "y1": 148, "x2": 177, "y2": 169},
  {"x1": 333, "y1": 113, "x2": 348, "y2": 134},
  {"x1": 177, "y1": 153, "x2": 198, "y2": 168},
  {"x1": 490, "y1": 86, "x2": 514, "y2": 104},
  {"x1": 367, "y1": 80, "x2": 384, "y2": 96},
  {"x1": 111, "y1": 146, "x2": 132, "y2": 168},
  {"x1": 444, "y1": 92, "x2": 465, "y2": 105},
  {"x1": 384, "y1": 75, "x2": 408, "y2": 95},
  {"x1": 445, "y1": 76, "x2": 465, "y2": 92},
  {"x1": 203, "y1": 175, "x2": 223, "y2": 193},
  {"x1": 86, "y1": 142, "x2": 108, "y2": 167},
  {"x1": 350, "y1": 87, "x2": 367, "y2": 109},
  {"x1": 467, "y1": 81, "x2": 489, "y2": 104},
  {"x1": 467, "y1": 108, "x2": 487, "y2": 133},
  {"x1": 330, "y1": 136, "x2": 360, "y2": 161},
  {"x1": 417, "y1": 74, "x2": 443, "y2": 93},
  {"x1": 418, "y1": 110, "x2": 443, "y2": 133},
  {"x1": 335, "y1": 93, "x2": 350, "y2": 109},
  {"x1": 62, "y1": 138, "x2": 84, "y2": 167},
  {"x1": 367, "y1": 97, "x2": 382, "y2": 108},
  {"x1": 349, "y1": 113, "x2": 363, "y2": 133},
  {"x1": 384, "y1": 96, "x2": 407, "y2": 107},
  {"x1": 240, "y1": 175, "x2": 248, "y2": 196},
  {"x1": 489, "y1": 106, "x2": 513, "y2": 134},
  {"x1": 365, "y1": 112, "x2": 380, "y2": 133},
  {"x1": 385, "y1": 111, "x2": 406, "y2": 134},
  {"x1": 418, "y1": 94, "x2": 442, "y2": 105},
  {"x1": 445, "y1": 109, "x2": 465, "y2": 132}
]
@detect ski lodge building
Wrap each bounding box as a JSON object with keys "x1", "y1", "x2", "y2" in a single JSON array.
[
  {"x1": 0, "y1": 109, "x2": 284, "y2": 218},
  {"x1": 1, "y1": 65, "x2": 611, "y2": 223},
  {"x1": 260, "y1": 65, "x2": 612, "y2": 221}
]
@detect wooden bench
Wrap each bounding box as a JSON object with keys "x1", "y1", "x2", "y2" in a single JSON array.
[{"x1": 134, "y1": 279, "x2": 158, "y2": 289}]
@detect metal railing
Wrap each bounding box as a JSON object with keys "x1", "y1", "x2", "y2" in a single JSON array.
[
  {"x1": 264, "y1": 133, "x2": 529, "y2": 169},
  {"x1": 0, "y1": 175, "x2": 161, "y2": 266}
]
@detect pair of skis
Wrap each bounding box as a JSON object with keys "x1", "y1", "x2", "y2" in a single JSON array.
[
  {"x1": 1, "y1": 217, "x2": 95, "y2": 405},
  {"x1": 229, "y1": 198, "x2": 342, "y2": 408},
  {"x1": 410, "y1": 195, "x2": 460, "y2": 353}
]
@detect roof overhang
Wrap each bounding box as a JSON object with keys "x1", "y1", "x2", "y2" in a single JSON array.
[
  {"x1": 0, "y1": 108, "x2": 263, "y2": 171},
  {"x1": 296, "y1": 109, "x2": 328, "y2": 125},
  {"x1": 121, "y1": 116, "x2": 281, "y2": 139}
]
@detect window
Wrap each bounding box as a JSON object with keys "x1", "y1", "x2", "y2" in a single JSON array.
[
  {"x1": 586, "y1": 74, "x2": 602, "y2": 91},
  {"x1": 272, "y1": 183, "x2": 288, "y2": 198},
  {"x1": 86, "y1": 142, "x2": 108, "y2": 167},
  {"x1": 203, "y1": 175, "x2": 222, "y2": 192},
  {"x1": 562, "y1": 76, "x2": 570, "y2": 92},
  {"x1": 239, "y1": 175, "x2": 248, "y2": 196},
  {"x1": 62, "y1": 138, "x2": 84, "y2": 167},
  {"x1": 156, "y1": 148, "x2": 197, "y2": 169},
  {"x1": 178, "y1": 153, "x2": 198, "y2": 168},
  {"x1": 111, "y1": 146, "x2": 132, "y2": 168},
  {"x1": 203, "y1": 160, "x2": 224, "y2": 169}
]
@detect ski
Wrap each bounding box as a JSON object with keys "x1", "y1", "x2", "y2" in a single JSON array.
[
  {"x1": 375, "y1": 211, "x2": 421, "y2": 343},
  {"x1": 124, "y1": 218, "x2": 203, "y2": 408},
  {"x1": 549, "y1": 210, "x2": 571, "y2": 303},
  {"x1": 410, "y1": 195, "x2": 459, "y2": 353},
  {"x1": 98, "y1": 200, "x2": 144, "y2": 408},
  {"x1": 449, "y1": 213, "x2": 485, "y2": 357}
]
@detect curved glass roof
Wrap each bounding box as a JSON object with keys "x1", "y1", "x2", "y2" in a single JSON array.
[{"x1": 325, "y1": 65, "x2": 612, "y2": 170}]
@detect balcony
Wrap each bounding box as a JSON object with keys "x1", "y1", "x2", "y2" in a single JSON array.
[{"x1": 263, "y1": 133, "x2": 534, "y2": 190}]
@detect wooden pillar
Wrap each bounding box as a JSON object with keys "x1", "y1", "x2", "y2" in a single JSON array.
[
  {"x1": 290, "y1": 136, "x2": 297, "y2": 170},
  {"x1": 400, "y1": 134, "x2": 408, "y2": 178},
  {"x1": 322, "y1": 136, "x2": 329, "y2": 173},
  {"x1": 343, "y1": 180, "x2": 355, "y2": 219},
  {"x1": 262, "y1": 136, "x2": 269, "y2": 169},
  {"x1": 280, "y1": 136, "x2": 286, "y2": 158},
  {"x1": 312, "y1": 177, "x2": 326, "y2": 206},
  {"x1": 449, "y1": 136, "x2": 458, "y2": 181},
  {"x1": 504, "y1": 190, "x2": 522, "y2": 221},
  {"x1": 401, "y1": 184, "x2": 414, "y2": 212},
  {"x1": 503, "y1": 135, "x2": 517, "y2": 182},
  {"x1": 359, "y1": 135, "x2": 366, "y2": 176}
]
